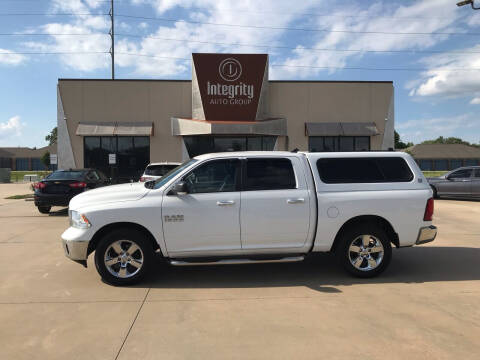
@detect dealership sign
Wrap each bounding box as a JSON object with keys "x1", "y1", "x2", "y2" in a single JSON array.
[{"x1": 192, "y1": 53, "x2": 268, "y2": 121}]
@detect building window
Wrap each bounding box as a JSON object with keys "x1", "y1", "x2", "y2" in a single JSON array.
[
  {"x1": 465, "y1": 159, "x2": 479, "y2": 166},
  {"x1": 434, "y1": 159, "x2": 448, "y2": 171},
  {"x1": 15, "y1": 158, "x2": 29, "y2": 171},
  {"x1": 84, "y1": 136, "x2": 150, "y2": 182},
  {"x1": 31, "y1": 158, "x2": 45, "y2": 171},
  {"x1": 419, "y1": 160, "x2": 433, "y2": 171},
  {"x1": 184, "y1": 136, "x2": 277, "y2": 158},
  {"x1": 308, "y1": 136, "x2": 370, "y2": 152},
  {"x1": 450, "y1": 159, "x2": 463, "y2": 170}
]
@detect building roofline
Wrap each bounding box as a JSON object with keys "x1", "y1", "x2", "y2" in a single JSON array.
[
  {"x1": 58, "y1": 78, "x2": 191, "y2": 82},
  {"x1": 58, "y1": 78, "x2": 393, "y2": 84}
]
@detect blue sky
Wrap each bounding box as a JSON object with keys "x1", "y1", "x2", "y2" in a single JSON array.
[{"x1": 0, "y1": 0, "x2": 479, "y2": 148}]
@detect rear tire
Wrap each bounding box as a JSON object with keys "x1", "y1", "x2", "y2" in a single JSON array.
[
  {"x1": 335, "y1": 224, "x2": 392, "y2": 278},
  {"x1": 94, "y1": 228, "x2": 153, "y2": 286},
  {"x1": 37, "y1": 206, "x2": 51, "y2": 214}
]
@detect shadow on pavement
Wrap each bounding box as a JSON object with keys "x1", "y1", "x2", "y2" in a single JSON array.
[
  {"x1": 49, "y1": 208, "x2": 69, "y2": 217},
  {"x1": 139, "y1": 246, "x2": 480, "y2": 293}
]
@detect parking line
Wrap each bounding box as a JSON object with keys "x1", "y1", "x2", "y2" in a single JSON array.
[{"x1": 114, "y1": 288, "x2": 151, "y2": 360}]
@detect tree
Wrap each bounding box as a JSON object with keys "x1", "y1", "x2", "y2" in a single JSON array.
[
  {"x1": 45, "y1": 127, "x2": 57, "y2": 145},
  {"x1": 41, "y1": 151, "x2": 50, "y2": 169},
  {"x1": 420, "y1": 136, "x2": 480, "y2": 148},
  {"x1": 394, "y1": 130, "x2": 414, "y2": 149}
]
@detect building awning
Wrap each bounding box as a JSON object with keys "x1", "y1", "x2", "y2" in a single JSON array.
[
  {"x1": 305, "y1": 122, "x2": 379, "y2": 136},
  {"x1": 305, "y1": 123, "x2": 342, "y2": 136},
  {"x1": 172, "y1": 118, "x2": 287, "y2": 136},
  {"x1": 76, "y1": 122, "x2": 153, "y2": 136},
  {"x1": 341, "y1": 122, "x2": 379, "y2": 136}
]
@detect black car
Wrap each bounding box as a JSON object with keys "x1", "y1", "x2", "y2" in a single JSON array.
[{"x1": 34, "y1": 169, "x2": 110, "y2": 214}]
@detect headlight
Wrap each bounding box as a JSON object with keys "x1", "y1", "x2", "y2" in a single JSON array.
[{"x1": 69, "y1": 210, "x2": 91, "y2": 229}]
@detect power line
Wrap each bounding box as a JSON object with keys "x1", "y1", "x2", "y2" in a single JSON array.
[
  {"x1": 0, "y1": 1, "x2": 465, "y2": 21},
  {"x1": 116, "y1": 33, "x2": 480, "y2": 55},
  {"x1": 0, "y1": 13, "x2": 108, "y2": 16},
  {"x1": 0, "y1": 51, "x2": 109, "y2": 54},
  {"x1": 270, "y1": 64, "x2": 480, "y2": 72},
  {"x1": 115, "y1": 14, "x2": 480, "y2": 36},
  {"x1": 0, "y1": 33, "x2": 107, "y2": 36},
  {"x1": 2, "y1": 50, "x2": 478, "y2": 72},
  {"x1": 156, "y1": 5, "x2": 468, "y2": 21},
  {"x1": 116, "y1": 52, "x2": 480, "y2": 71},
  {"x1": 4, "y1": 31, "x2": 478, "y2": 55}
]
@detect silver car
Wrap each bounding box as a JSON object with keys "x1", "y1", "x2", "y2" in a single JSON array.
[
  {"x1": 428, "y1": 166, "x2": 480, "y2": 199},
  {"x1": 139, "y1": 162, "x2": 181, "y2": 182}
]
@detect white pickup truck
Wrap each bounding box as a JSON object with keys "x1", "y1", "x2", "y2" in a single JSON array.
[{"x1": 62, "y1": 151, "x2": 437, "y2": 285}]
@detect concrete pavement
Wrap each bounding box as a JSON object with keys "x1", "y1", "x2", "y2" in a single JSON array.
[{"x1": 1, "y1": 184, "x2": 479, "y2": 359}]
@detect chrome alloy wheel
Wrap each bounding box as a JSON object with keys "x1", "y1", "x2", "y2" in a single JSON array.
[
  {"x1": 348, "y1": 235, "x2": 384, "y2": 272},
  {"x1": 104, "y1": 240, "x2": 144, "y2": 279}
]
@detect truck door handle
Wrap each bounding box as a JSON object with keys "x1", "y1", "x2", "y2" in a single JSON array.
[
  {"x1": 287, "y1": 198, "x2": 305, "y2": 204},
  {"x1": 217, "y1": 200, "x2": 235, "y2": 206}
]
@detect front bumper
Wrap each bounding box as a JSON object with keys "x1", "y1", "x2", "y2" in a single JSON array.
[
  {"x1": 61, "y1": 226, "x2": 93, "y2": 264},
  {"x1": 416, "y1": 225, "x2": 437, "y2": 245}
]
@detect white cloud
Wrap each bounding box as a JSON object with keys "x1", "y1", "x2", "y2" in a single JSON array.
[
  {"x1": 13, "y1": 0, "x2": 473, "y2": 79},
  {"x1": 0, "y1": 116, "x2": 24, "y2": 139},
  {"x1": 21, "y1": 0, "x2": 110, "y2": 71},
  {"x1": 271, "y1": 0, "x2": 463, "y2": 79},
  {"x1": 116, "y1": 0, "x2": 319, "y2": 76},
  {"x1": 408, "y1": 44, "x2": 480, "y2": 103},
  {"x1": 0, "y1": 49, "x2": 26, "y2": 66},
  {"x1": 397, "y1": 113, "x2": 480, "y2": 143},
  {"x1": 467, "y1": 13, "x2": 480, "y2": 27}
]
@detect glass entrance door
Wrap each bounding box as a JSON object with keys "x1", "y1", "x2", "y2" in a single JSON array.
[{"x1": 184, "y1": 135, "x2": 277, "y2": 158}]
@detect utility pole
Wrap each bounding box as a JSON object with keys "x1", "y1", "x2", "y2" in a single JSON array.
[{"x1": 109, "y1": 0, "x2": 115, "y2": 79}]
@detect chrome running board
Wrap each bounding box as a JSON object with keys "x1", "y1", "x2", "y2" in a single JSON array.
[{"x1": 169, "y1": 256, "x2": 305, "y2": 266}]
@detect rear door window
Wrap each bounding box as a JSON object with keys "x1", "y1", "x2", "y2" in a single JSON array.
[
  {"x1": 317, "y1": 157, "x2": 413, "y2": 184},
  {"x1": 245, "y1": 158, "x2": 296, "y2": 191}
]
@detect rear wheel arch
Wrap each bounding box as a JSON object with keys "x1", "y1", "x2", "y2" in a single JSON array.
[
  {"x1": 88, "y1": 222, "x2": 161, "y2": 257},
  {"x1": 331, "y1": 215, "x2": 399, "y2": 252}
]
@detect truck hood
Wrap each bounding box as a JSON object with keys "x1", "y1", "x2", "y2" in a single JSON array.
[{"x1": 69, "y1": 182, "x2": 150, "y2": 211}]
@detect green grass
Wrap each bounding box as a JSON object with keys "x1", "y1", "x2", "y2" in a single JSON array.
[
  {"x1": 423, "y1": 171, "x2": 448, "y2": 178},
  {"x1": 10, "y1": 171, "x2": 51, "y2": 183},
  {"x1": 5, "y1": 194, "x2": 34, "y2": 200}
]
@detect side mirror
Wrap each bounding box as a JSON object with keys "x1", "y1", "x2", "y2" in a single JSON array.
[{"x1": 173, "y1": 181, "x2": 188, "y2": 195}]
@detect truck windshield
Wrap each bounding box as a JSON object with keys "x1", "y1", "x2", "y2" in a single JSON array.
[{"x1": 151, "y1": 159, "x2": 197, "y2": 190}]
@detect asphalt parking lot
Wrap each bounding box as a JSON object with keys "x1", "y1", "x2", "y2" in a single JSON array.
[{"x1": 1, "y1": 184, "x2": 479, "y2": 360}]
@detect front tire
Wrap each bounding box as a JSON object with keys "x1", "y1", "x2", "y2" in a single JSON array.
[
  {"x1": 336, "y1": 224, "x2": 392, "y2": 278},
  {"x1": 37, "y1": 206, "x2": 51, "y2": 214},
  {"x1": 431, "y1": 185, "x2": 439, "y2": 199},
  {"x1": 94, "y1": 228, "x2": 153, "y2": 286}
]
